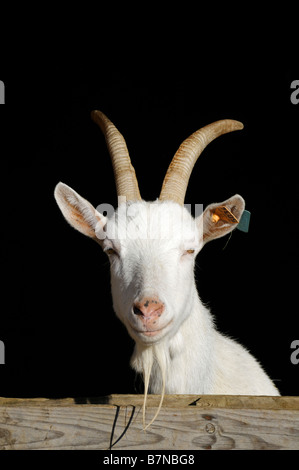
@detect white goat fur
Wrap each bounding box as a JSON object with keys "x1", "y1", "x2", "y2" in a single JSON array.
[{"x1": 55, "y1": 186, "x2": 279, "y2": 399}]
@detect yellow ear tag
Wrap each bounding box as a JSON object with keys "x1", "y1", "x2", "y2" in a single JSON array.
[
  {"x1": 211, "y1": 213, "x2": 220, "y2": 223},
  {"x1": 212, "y1": 206, "x2": 239, "y2": 224}
]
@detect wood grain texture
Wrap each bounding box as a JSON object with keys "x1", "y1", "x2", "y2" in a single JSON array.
[{"x1": 0, "y1": 395, "x2": 299, "y2": 450}]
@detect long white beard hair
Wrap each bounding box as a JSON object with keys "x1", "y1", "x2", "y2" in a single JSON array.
[{"x1": 131, "y1": 344, "x2": 167, "y2": 430}]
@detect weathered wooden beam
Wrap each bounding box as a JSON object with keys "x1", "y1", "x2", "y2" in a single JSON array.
[{"x1": 0, "y1": 395, "x2": 299, "y2": 450}]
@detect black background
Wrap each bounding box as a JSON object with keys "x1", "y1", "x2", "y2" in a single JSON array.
[{"x1": 1, "y1": 59, "x2": 298, "y2": 400}]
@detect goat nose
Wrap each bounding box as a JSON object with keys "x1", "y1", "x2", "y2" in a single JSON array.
[{"x1": 133, "y1": 297, "x2": 164, "y2": 318}]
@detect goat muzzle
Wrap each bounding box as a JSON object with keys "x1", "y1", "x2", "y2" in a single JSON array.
[{"x1": 133, "y1": 297, "x2": 165, "y2": 330}]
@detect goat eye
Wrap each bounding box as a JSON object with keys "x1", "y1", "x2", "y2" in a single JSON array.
[
  {"x1": 182, "y1": 249, "x2": 195, "y2": 257},
  {"x1": 105, "y1": 248, "x2": 117, "y2": 256}
]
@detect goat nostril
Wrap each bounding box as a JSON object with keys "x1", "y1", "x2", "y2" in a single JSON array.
[
  {"x1": 133, "y1": 305, "x2": 143, "y2": 316},
  {"x1": 133, "y1": 298, "x2": 164, "y2": 318}
]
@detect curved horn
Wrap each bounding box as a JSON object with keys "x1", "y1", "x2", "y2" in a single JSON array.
[
  {"x1": 91, "y1": 110, "x2": 141, "y2": 202},
  {"x1": 159, "y1": 119, "x2": 244, "y2": 205}
]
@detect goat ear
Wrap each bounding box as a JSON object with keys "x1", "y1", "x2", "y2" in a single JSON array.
[
  {"x1": 198, "y1": 194, "x2": 245, "y2": 245},
  {"x1": 54, "y1": 182, "x2": 106, "y2": 241}
]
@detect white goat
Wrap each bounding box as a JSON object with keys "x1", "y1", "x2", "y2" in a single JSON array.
[{"x1": 55, "y1": 111, "x2": 279, "y2": 425}]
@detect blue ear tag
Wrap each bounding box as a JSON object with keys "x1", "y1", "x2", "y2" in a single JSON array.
[{"x1": 237, "y1": 210, "x2": 251, "y2": 233}]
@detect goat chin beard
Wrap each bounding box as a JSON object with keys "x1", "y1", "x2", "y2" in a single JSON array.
[{"x1": 131, "y1": 344, "x2": 166, "y2": 431}]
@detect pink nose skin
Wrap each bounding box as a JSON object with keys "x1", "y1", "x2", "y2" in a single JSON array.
[{"x1": 133, "y1": 297, "x2": 165, "y2": 329}]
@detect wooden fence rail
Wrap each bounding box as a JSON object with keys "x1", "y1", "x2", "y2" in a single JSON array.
[{"x1": 0, "y1": 395, "x2": 299, "y2": 450}]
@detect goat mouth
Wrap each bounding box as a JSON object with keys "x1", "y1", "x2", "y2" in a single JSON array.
[
  {"x1": 130, "y1": 320, "x2": 173, "y2": 338},
  {"x1": 141, "y1": 329, "x2": 163, "y2": 337}
]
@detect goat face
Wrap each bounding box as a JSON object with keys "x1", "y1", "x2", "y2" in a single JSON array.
[
  {"x1": 55, "y1": 183, "x2": 244, "y2": 348},
  {"x1": 54, "y1": 111, "x2": 245, "y2": 346},
  {"x1": 102, "y1": 200, "x2": 202, "y2": 345}
]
